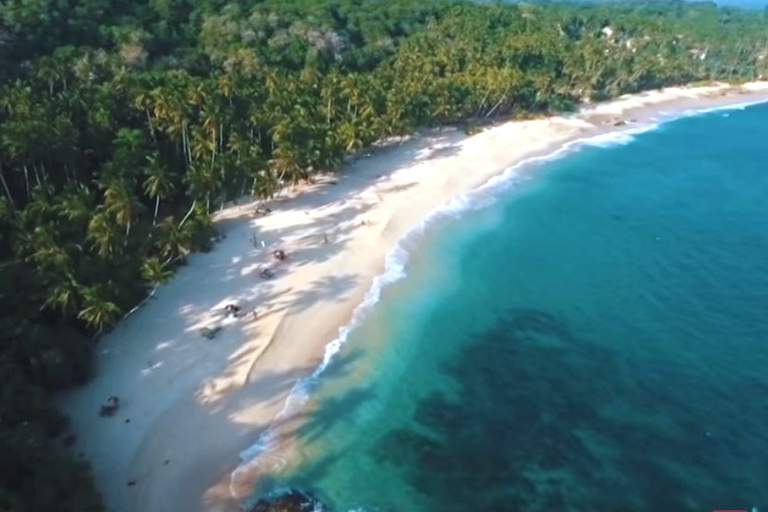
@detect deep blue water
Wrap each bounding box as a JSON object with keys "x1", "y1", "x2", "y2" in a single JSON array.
[{"x1": 262, "y1": 102, "x2": 768, "y2": 512}]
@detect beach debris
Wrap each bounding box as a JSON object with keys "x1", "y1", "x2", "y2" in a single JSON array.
[
  {"x1": 127, "y1": 481, "x2": 136, "y2": 487},
  {"x1": 224, "y1": 303, "x2": 242, "y2": 317},
  {"x1": 249, "y1": 489, "x2": 328, "y2": 512},
  {"x1": 273, "y1": 249, "x2": 286, "y2": 261},
  {"x1": 360, "y1": 219, "x2": 373, "y2": 227},
  {"x1": 254, "y1": 205, "x2": 272, "y2": 216},
  {"x1": 199, "y1": 325, "x2": 222, "y2": 339},
  {"x1": 322, "y1": 234, "x2": 329, "y2": 244},
  {"x1": 613, "y1": 119, "x2": 627, "y2": 126},
  {"x1": 259, "y1": 268, "x2": 275, "y2": 279},
  {"x1": 99, "y1": 396, "x2": 120, "y2": 417}
]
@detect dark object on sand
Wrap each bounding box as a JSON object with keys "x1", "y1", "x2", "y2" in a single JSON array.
[
  {"x1": 249, "y1": 489, "x2": 327, "y2": 512},
  {"x1": 259, "y1": 268, "x2": 275, "y2": 279},
  {"x1": 224, "y1": 304, "x2": 242, "y2": 317},
  {"x1": 273, "y1": 249, "x2": 286, "y2": 261},
  {"x1": 255, "y1": 205, "x2": 272, "y2": 216},
  {"x1": 199, "y1": 325, "x2": 222, "y2": 339},
  {"x1": 99, "y1": 396, "x2": 119, "y2": 417}
]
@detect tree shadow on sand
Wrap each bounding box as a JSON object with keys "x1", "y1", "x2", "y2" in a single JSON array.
[{"x1": 289, "y1": 274, "x2": 358, "y2": 313}]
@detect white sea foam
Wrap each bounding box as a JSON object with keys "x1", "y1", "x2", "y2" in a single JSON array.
[
  {"x1": 680, "y1": 96, "x2": 768, "y2": 117},
  {"x1": 231, "y1": 97, "x2": 768, "y2": 505}
]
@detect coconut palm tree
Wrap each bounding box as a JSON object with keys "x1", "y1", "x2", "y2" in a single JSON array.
[
  {"x1": 141, "y1": 256, "x2": 173, "y2": 284},
  {"x1": 143, "y1": 154, "x2": 175, "y2": 225},
  {"x1": 56, "y1": 185, "x2": 93, "y2": 224},
  {"x1": 44, "y1": 272, "x2": 82, "y2": 316},
  {"x1": 102, "y1": 178, "x2": 143, "y2": 238},
  {"x1": 153, "y1": 216, "x2": 190, "y2": 262},
  {"x1": 77, "y1": 285, "x2": 120, "y2": 329},
  {"x1": 87, "y1": 212, "x2": 118, "y2": 258}
]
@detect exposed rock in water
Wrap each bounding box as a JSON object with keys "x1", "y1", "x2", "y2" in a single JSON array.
[{"x1": 249, "y1": 489, "x2": 328, "y2": 512}]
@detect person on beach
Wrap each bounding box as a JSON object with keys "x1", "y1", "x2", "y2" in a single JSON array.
[{"x1": 99, "y1": 396, "x2": 119, "y2": 417}]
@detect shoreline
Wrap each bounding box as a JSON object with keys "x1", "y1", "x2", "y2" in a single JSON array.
[{"x1": 57, "y1": 82, "x2": 768, "y2": 512}]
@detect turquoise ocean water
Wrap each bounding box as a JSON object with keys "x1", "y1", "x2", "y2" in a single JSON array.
[{"x1": 253, "y1": 102, "x2": 768, "y2": 512}]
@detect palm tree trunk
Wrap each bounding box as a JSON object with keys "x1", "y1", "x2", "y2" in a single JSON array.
[
  {"x1": 179, "y1": 199, "x2": 197, "y2": 228},
  {"x1": 182, "y1": 124, "x2": 187, "y2": 164},
  {"x1": 476, "y1": 90, "x2": 491, "y2": 116},
  {"x1": 182, "y1": 121, "x2": 191, "y2": 167},
  {"x1": 23, "y1": 165, "x2": 30, "y2": 198},
  {"x1": 186, "y1": 123, "x2": 192, "y2": 165},
  {"x1": 153, "y1": 195, "x2": 160, "y2": 225},
  {"x1": 33, "y1": 164, "x2": 42, "y2": 187},
  {"x1": 146, "y1": 109, "x2": 157, "y2": 142},
  {"x1": 0, "y1": 170, "x2": 14, "y2": 206},
  {"x1": 486, "y1": 89, "x2": 509, "y2": 118},
  {"x1": 122, "y1": 285, "x2": 157, "y2": 321}
]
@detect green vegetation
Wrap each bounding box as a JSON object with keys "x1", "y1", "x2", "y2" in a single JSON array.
[{"x1": 1, "y1": 0, "x2": 767, "y2": 509}]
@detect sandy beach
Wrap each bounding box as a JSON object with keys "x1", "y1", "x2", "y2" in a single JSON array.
[{"x1": 57, "y1": 81, "x2": 768, "y2": 512}]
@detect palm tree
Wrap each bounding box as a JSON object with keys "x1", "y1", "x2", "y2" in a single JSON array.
[
  {"x1": 77, "y1": 286, "x2": 120, "y2": 329},
  {"x1": 143, "y1": 154, "x2": 175, "y2": 225},
  {"x1": 87, "y1": 212, "x2": 118, "y2": 258},
  {"x1": 133, "y1": 90, "x2": 157, "y2": 141},
  {"x1": 56, "y1": 185, "x2": 93, "y2": 224},
  {"x1": 184, "y1": 160, "x2": 216, "y2": 213},
  {"x1": 44, "y1": 272, "x2": 82, "y2": 316},
  {"x1": 112, "y1": 128, "x2": 145, "y2": 170},
  {"x1": 141, "y1": 256, "x2": 173, "y2": 284},
  {"x1": 102, "y1": 179, "x2": 142, "y2": 238},
  {"x1": 154, "y1": 216, "x2": 190, "y2": 262}
]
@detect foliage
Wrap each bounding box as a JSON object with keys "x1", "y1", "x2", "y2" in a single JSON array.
[{"x1": 1, "y1": 0, "x2": 767, "y2": 509}]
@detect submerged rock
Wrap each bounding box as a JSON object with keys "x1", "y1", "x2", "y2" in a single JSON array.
[{"x1": 249, "y1": 489, "x2": 328, "y2": 512}]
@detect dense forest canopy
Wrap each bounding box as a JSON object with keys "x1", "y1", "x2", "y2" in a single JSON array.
[{"x1": 1, "y1": 0, "x2": 767, "y2": 510}]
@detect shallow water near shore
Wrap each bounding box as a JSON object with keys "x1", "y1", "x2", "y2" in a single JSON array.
[{"x1": 257, "y1": 102, "x2": 768, "y2": 512}]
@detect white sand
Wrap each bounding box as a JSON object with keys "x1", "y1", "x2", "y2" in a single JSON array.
[{"x1": 58, "y1": 82, "x2": 768, "y2": 512}]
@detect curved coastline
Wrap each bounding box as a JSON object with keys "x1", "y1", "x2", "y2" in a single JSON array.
[
  {"x1": 57, "y1": 82, "x2": 768, "y2": 512},
  {"x1": 231, "y1": 86, "x2": 768, "y2": 507}
]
